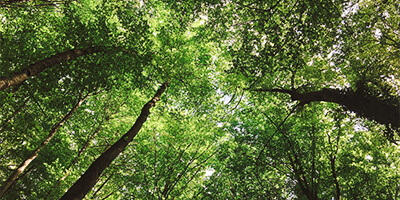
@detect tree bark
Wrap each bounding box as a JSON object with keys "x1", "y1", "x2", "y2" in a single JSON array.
[
  {"x1": 0, "y1": 46, "x2": 106, "y2": 91},
  {"x1": 0, "y1": 93, "x2": 87, "y2": 198},
  {"x1": 60, "y1": 83, "x2": 168, "y2": 200},
  {"x1": 253, "y1": 88, "x2": 400, "y2": 129}
]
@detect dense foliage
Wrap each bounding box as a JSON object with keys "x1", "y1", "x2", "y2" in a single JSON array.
[{"x1": 0, "y1": 0, "x2": 399, "y2": 199}]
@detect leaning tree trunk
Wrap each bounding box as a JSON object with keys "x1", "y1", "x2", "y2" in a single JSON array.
[
  {"x1": 60, "y1": 83, "x2": 168, "y2": 200},
  {"x1": 0, "y1": 93, "x2": 87, "y2": 198},
  {"x1": 252, "y1": 88, "x2": 400, "y2": 129},
  {"x1": 0, "y1": 46, "x2": 106, "y2": 91}
]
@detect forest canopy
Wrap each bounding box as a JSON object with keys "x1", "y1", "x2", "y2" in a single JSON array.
[{"x1": 0, "y1": 0, "x2": 399, "y2": 199}]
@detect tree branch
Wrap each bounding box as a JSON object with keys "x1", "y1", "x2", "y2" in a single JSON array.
[{"x1": 0, "y1": 46, "x2": 108, "y2": 91}]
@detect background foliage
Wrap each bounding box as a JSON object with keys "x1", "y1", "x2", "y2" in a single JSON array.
[{"x1": 0, "y1": 0, "x2": 399, "y2": 199}]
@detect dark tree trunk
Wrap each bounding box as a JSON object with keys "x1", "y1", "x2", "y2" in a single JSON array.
[
  {"x1": 60, "y1": 83, "x2": 168, "y2": 200},
  {"x1": 253, "y1": 88, "x2": 400, "y2": 129},
  {"x1": 0, "y1": 93, "x2": 87, "y2": 198},
  {"x1": 0, "y1": 46, "x2": 106, "y2": 91}
]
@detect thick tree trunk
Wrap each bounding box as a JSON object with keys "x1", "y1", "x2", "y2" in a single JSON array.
[
  {"x1": 254, "y1": 88, "x2": 400, "y2": 129},
  {"x1": 0, "y1": 46, "x2": 106, "y2": 91},
  {"x1": 60, "y1": 83, "x2": 168, "y2": 200},
  {"x1": 0, "y1": 93, "x2": 86, "y2": 198}
]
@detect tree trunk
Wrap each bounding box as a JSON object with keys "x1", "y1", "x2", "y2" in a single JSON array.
[
  {"x1": 60, "y1": 83, "x2": 168, "y2": 200},
  {"x1": 0, "y1": 93, "x2": 87, "y2": 198},
  {"x1": 253, "y1": 88, "x2": 400, "y2": 129},
  {"x1": 0, "y1": 46, "x2": 106, "y2": 91}
]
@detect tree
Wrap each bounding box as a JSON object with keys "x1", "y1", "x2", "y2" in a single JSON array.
[
  {"x1": 165, "y1": 0, "x2": 399, "y2": 135},
  {"x1": 60, "y1": 82, "x2": 167, "y2": 200}
]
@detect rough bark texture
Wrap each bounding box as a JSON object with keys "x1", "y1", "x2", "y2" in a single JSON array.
[
  {"x1": 60, "y1": 83, "x2": 168, "y2": 200},
  {"x1": 0, "y1": 46, "x2": 106, "y2": 91},
  {"x1": 254, "y1": 88, "x2": 400, "y2": 129},
  {"x1": 0, "y1": 94, "x2": 86, "y2": 198}
]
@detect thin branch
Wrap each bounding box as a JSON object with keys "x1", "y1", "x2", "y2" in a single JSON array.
[
  {"x1": 91, "y1": 173, "x2": 114, "y2": 199},
  {"x1": 256, "y1": 102, "x2": 301, "y2": 162}
]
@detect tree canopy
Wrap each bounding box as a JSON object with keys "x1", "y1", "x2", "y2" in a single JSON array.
[{"x1": 0, "y1": 0, "x2": 399, "y2": 199}]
